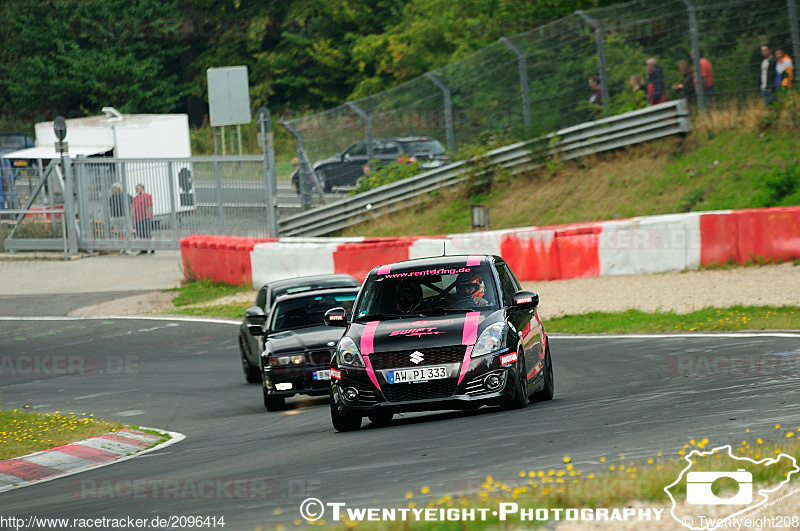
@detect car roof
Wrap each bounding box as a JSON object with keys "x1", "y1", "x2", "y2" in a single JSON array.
[
  {"x1": 262, "y1": 274, "x2": 359, "y2": 291},
  {"x1": 270, "y1": 286, "x2": 360, "y2": 306},
  {"x1": 368, "y1": 255, "x2": 497, "y2": 276}
]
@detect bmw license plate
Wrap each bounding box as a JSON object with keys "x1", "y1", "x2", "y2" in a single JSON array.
[
  {"x1": 313, "y1": 370, "x2": 330, "y2": 381},
  {"x1": 388, "y1": 366, "x2": 447, "y2": 384}
]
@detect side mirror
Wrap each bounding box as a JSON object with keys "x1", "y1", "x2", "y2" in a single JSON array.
[
  {"x1": 324, "y1": 307, "x2": 348, "y2": 327},
  {"x1": 512, "y1": 290, "x2": 539, "y2": 310},
  {"x1": 244, "y1": 306, "x2": 268, "y2": 336}
]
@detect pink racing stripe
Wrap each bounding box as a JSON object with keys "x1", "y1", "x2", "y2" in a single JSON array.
[
  {"x1": 360, "y1": 320, "x2": 381, "y2": 391},
  {"x1": 466, "y1": 255, "x2": 481, "y2": 267},
  {"x1": 376, "y1": 264, "x2": 392, "y2": 275},
  {"x1": 461, "y1": 311, "x2": 481, "y2": 346},
  {"x1": 0, "y1": 460, "x2": 62, "y2": 481},
  {"x1": 48, "y1": 444, "x2": 119, "y2": 463},
  {"x1": 457, "y1": 345, "x2": 473, "y2": 384}
]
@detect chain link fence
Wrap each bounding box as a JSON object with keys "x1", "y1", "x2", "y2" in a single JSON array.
[{"x1": 284, "y1": 0, "x2": 799, "y2": 197}]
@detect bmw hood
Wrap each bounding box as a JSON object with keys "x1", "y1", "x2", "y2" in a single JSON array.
[
  {"x1": 267, "y1": 326, "x2": 343, "y2": 354},
  {"x1": 347, "y1": 312, "x2": 500, "y2": 354}
]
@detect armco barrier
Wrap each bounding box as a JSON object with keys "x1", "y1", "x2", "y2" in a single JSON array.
[
  {"x1": 180, "y1": 235, "x2": 276, "y2": 286},
  {"x1": 181, "y1": 206, "x2": 800, "y2": 288}
]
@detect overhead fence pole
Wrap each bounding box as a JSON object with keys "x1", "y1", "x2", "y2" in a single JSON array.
[
  {"x1": 258, "y1": 107, "x2": 278, "y2": 237},
  {"x1": 576, "y1": 10, "x2": 610, "y2": 115},
  {"x1": 681, "y1": 0, "x2": 706, "y2": 111},
  {"x1": 499, "y1": 37, "x2": 531, "y2": 130},
  {"x1": 345, "y1": 102, "x2": 373, "y2": 161},
  {"x1": 789, "y1": 0, "x2": 800, "y2": 77},
  {"x1": 424, "y1": 72, "x2": 455, "y2": 151}
]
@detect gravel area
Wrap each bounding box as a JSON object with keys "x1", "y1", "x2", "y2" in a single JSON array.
[{"x1": 66, "y1": 262, "x2": 800, "y2": 318}]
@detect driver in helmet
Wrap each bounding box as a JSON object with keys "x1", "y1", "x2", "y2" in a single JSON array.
[
  {"x1": 451, "y1": 273, "x2": 489, "y2": 307},
  {"x1": 395, "y1": 279, "x2": 423, "y2": 313}
]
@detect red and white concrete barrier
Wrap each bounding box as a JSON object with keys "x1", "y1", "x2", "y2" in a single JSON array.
[{"x1": 178, "y1": 206, "x2": 800, "y2": 287}]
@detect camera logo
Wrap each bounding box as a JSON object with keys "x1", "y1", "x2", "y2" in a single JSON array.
[{"x1": 686, "y1": 469, "x2": 752, "y2": 505}]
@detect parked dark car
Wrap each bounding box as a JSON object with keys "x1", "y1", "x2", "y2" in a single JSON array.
[
  {"x1": 291, "y1": 136, "x2": 448, "y2": 194},
  {"x1": 324, "y1": 255, "x2": 553, "y2": 431},
  {"x1": 239, "y1": 274, "x2": 360, "y2": 383},
  {"x1": 246, "y1": 287, "x2": 360, "y2": 411}
]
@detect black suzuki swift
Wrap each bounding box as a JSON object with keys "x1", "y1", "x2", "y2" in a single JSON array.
[{"x1": 324, "y1": 255, "x2": 553, "y2": 431}]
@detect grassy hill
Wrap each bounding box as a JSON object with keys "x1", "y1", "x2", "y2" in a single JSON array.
[{"x1": 341, "y1": 109, "x2": 800, "y2": 237}]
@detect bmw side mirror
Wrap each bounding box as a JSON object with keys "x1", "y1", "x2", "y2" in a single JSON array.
[
  {"x1": 324, "y1": 307, "x2": 348, "y2": 327},
  {"x1": 512, "y1": 290, "x2": 539, "y2": 310},
  {"x1": 244, "y1": 306, "x2": 267, "y2": 336}
]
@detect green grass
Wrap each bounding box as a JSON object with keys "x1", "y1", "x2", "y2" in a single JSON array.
[
  {"x1": 374, "y1": 431, "x2": 800, "y2": 530},
  {"x1": 166, "y1": 280, "x2": 251, "y2": 307},
  {"x1": 0, "y1": 409, "x2": 125, "y2": 460},
  {"x1": 339, "y1": 111, "x2": 800, "y2": 237},
  {"x1": 546, "y1": 306, "x2": 800, "y2": 334}
]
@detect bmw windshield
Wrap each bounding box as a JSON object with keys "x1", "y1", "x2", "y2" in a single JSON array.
[
  {"x1": 271, "y1": 292, "x2": 357, "y2": 332},
  {"x1": 355, "y1": 266, "x2": 499, "y2": 321}
]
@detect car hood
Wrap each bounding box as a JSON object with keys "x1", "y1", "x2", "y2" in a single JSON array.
[
  {"x1": 347, "y1": 311, "x2": 501, "y2": 353},
  {"x1": 312, "y1": 156, "x2": 340, "y2": 169},
  {"x1": 267, "y1": 326, "x2": 343, "y2": 354}
]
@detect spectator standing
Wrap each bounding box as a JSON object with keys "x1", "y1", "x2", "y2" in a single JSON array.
[
  {"x1": 690, "y1": 49, "x2": 714, "y2": 108},
  {"x1": 759, "y1": 45, "x2": 777, "y2": 106},
  {"x1": 108, "y1": 182, "x2": 132, "y2": 253},
  {"x1": 775, "y1": 48, "x2": 794, "y2": 91},
  {"x1": 588, "y1": 76, "x2": 603, "y2": 118},
  {"x1": 672, "y1": 60, "x2": 697, "y2": 102},
  {"x1": 131, "y1": 183, "x2": 154, "y2": 255},
  {"x1": 646, "y1": 58, "x2": 666, "y2": 105}
]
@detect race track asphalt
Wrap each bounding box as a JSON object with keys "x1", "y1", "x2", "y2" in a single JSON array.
[{"x1": 1, "y1": 311, "x2": 799, "y2": 530}]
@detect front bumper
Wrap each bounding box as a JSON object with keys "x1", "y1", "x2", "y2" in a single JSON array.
[
  {"x1": 263, "y1": 365, "x2": 331, "y2": 398},
  {"x1": 332, "y1": 349, "x2": 521, "y2": 415}
]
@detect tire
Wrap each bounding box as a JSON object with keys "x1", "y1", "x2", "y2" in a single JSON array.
[
  {"x1": 531, "y1": 343, "x2": 554, "y2": 403},
  {"x1": 503, "y1": 352, "x2": 528, "y2": 410},
  {"x1": 240, "y1": 339, "x2": 261, "y2": 384},
  {"x1": 264, "y1": 387, "x2": 286, "y2": 412},
  {"x1": 368, "y1": 412, "x2": 393, "y2": 426},
  {"x1": 330, "y1": 392, "x2": 362, "y2": 432}
]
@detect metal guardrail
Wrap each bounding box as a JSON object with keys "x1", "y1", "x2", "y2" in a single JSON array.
[{"x1": 278, "y1": 100, "x2": 691, "y2": 236}]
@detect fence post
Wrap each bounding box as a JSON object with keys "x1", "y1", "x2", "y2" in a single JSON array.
[
  {"x1": 499, "y1": 37, "x2": 531, "y2": 130},
  {"x1": 681, "y1": 0, "x2": 706, "y2": 111},
  {"x1": 576, "y1": 11, "x2": 610, "y2": 114},
  {"x1": 424, "y1": 72, "x2": 455, "y2": 151},
  {"x1": 213, "y1": 159, "x2": 226, "y2": 229},
  {"x1": 167, "y1": 161, "x2": 179, "y2": 238},
  {"x1": 345, "y1": 101, "x2": 373, "y2": 161},
  {"x1": 280, "y1": 120, "x2": 325, "y2": 209},
  {"x1": 258, "y1": 107, "x2": 279, "y2": 237},
  {"x1": 60, "y1": 154, "x2": 78, "y2": 254},
  {"x1": 789, "y1": 0, "x2": 800, "y2": 75}
]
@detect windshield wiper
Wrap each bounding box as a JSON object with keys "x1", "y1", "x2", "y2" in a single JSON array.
[{"x1": 356, "y1": 312, "x2": 427, "y2": 321}]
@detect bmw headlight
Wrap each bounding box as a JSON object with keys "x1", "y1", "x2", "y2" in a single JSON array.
[
  {"x1": 471, "y1": 323, "x2": 507, "y2": 357},
  {"x1": 336, "y1": 337, "x2": 365, "y2": 367}
]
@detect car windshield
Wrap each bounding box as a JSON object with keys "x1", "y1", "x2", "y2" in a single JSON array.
[
  {"x1": 271, "y1": 292, "x2": 357, "y2": 332},
  {"x1": 401, "y1": 140, "x2": 445, "y2": 155},
  {"x1": 354, "y1": 265, "x2": 498, "y2": 321}
]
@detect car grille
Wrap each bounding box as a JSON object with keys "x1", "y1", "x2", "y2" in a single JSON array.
[
  {"x1": 368, "y1": 345, "x2": 466, "y2": 370},
  {"x1": 307, "y1": 349, "x2": 333, "y2": 366},
  {"x1": 381, "y1": 380, "x2": 457, "y2": 402}
]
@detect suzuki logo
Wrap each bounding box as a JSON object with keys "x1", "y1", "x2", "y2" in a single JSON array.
[{"x1": 410, "y1": 351, "x2": 424, "y2": 364}]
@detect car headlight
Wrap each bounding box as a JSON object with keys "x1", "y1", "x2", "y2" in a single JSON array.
[
  {"x1": 336, "y1": 337, "x2": 365, "y2": 368},
  {"x1": 268, "y1": 354, "x2": 305, "y2": 366},
  {"x1": 471, "y1": 323, "x2": 507, "y2": 357}
]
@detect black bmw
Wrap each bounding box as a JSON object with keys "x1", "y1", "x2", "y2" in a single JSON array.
[
  {"x1": 250, "y1": 287, "x2": 359, "y2": 411},
  {"x1": 324, "y1": 255, "x2": 553, "y2": 431}
]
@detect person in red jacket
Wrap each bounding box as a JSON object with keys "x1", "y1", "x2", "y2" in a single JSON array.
[{"x1": 131, "y1": 183, "x2": 155, "y2": 255}]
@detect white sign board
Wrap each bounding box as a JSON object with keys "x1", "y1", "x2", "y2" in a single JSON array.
[{"x1": 207, "y1": 66, "x2": 252, "y2": 126}]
